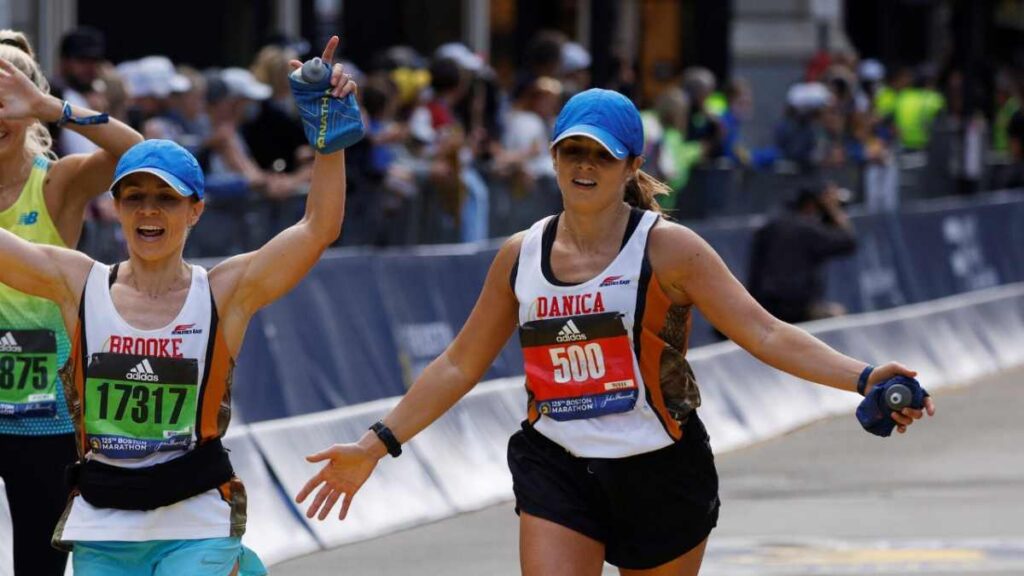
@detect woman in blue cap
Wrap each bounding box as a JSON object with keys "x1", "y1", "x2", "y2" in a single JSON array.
[
  {"x1": 298, "y1": 88, "x2": 934, "y2": 575},
  {"x1": 0, "y1": 35, "x2": 358, "y2": 576},
  {"x1": 0, "y1": 29, "x2": 142, "y2": 576}
]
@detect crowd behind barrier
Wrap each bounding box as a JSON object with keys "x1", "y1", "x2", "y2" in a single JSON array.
[
  {"x1": 47, "y1": 26, "x2": 1024, "y2": 257},
  {"x1": 220, "y1": 190, "x2": 1024, "y2": 424}
]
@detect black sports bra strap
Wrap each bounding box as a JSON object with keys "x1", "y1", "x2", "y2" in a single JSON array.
[{"x1": 108, "y1": 263, "x2": 121, "y2": 288}]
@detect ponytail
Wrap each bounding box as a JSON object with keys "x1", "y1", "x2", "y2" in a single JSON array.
[{"x1": 623, "y1": 166, "x2": 671, "y2": 214}]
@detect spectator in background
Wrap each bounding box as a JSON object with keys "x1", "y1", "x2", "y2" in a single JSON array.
[
  {"x1": 357, "y1": 75, "x2": 418, "y2": 245},
  {"x1": 775, "y1": 82, "x2": 832, "y2": 171},
  {"x1": 500, "y1": 76, "x2": 561, "y2": 183},
  {"x1": 559, "y1": 41, "x2": 591, "y2": 99},
  {"x1": 203, "y1": 67, "x2": 271, "y2": 194},
  {"x1": 748, "y1": 181, "x2": 857, "y2": 324},
  {"x1": 409, "y1": 54, "x2": 490, "y2": 242},
  {"x1": 681, "y1": 67, "x2": 725, "y2": 161},
  {"x1": 645, "y1": 86, "x2": 702, "y2": 206},
  {"x1": 993, "y1": 68, "x2": 1021, "y2": 156},
  {"x1": 51, "y1": 27, "x2": 105, "y2": 156},
  {"x1": 992, "y1": 69, "x2": 1024, "y2": 189},
  {"x1": 165, "y1": 65, "x2": 211, "y2": 154},
  {"x1": 721, "y1": 77, "x2": 754, "y2": 167},
  {"x1": 243, "y1": 44, "x2": 309, "y2": 176},
  {"x1": 524, "y1": 30, "x2": 567, "y2": 81},
  {"x1": 1004, "y1": 105, "x2": 1024, "y2": 189},
  {"x1": 496, "y1": 76, "x2": 563, "y2": 229},
  {"x1": 117, "y1": 56, "x2": 191, "y2": 139}
]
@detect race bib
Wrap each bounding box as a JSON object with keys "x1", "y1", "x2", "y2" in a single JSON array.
[
  {"x1": 84, "y1": 353, "x2": 198, "y2": 459},
  {"x1": 519, "y1": 312, "x2": 638, "y2": 421},
  {"x1": 0, "y1": 329, "x2": 58, "y2": 418}
]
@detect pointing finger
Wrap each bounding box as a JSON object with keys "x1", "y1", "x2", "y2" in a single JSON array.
[{"x1": 321, "y1": 35, "x2": 340, "y2": 63}]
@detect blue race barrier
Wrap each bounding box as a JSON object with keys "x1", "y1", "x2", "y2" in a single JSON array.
[{"x1": 227, "y1": 191, "x2": 1024, "y2": 423}]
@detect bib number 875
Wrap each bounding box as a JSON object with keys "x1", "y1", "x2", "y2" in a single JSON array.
[
  {"x1": 549, "y1": 343, "x2": 606, "y2": 384},
  {"x1": 0, "y1": 356, "x2": 48, "y2": 390}
]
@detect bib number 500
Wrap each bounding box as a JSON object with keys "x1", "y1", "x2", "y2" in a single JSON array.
[{"x1": 549, "y1": 343, "x2": 606, "y2": 384}]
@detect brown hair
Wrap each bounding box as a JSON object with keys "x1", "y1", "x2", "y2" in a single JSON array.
[
  {"x1": 0, "y1": 30, "x2": 55, "y2": 161},
  {"x1": 624, "y1": 164, "x2": 671, "y2": 214}
]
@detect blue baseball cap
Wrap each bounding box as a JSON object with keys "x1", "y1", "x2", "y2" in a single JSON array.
[
  {"x1": 111, "y1": 139, "x2": 205, "y2": 200},
  {"x1": 550, "y1": 88, "x2": 644, "y2": 160}
]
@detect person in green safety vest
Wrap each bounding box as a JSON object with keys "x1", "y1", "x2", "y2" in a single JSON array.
[
  {"x1": 892, "y1": 65, "x2": 945, "y2": 151},
  {"x1": 993, "y1": 69, "x2": 1021, "y2": 154}
]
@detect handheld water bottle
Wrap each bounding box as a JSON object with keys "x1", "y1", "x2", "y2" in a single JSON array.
[
  {"x1": 884, "y1": 382, "x2": 913, "y2": 411},
  {"x1": 288, "y1": 57, "x2": 365, "y2": 152},
  {"x1": 298, "y1": 57, "x2": 329, "y2": 84}
]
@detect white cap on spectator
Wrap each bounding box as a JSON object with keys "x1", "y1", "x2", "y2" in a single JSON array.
[
  {"x1": 859, "y1": 59, "x2": 885, "y2": 83},
  {"x1": 221, "y1": 67, "x2": 272, "y2": 100},
  {"x1": 560, "y1": 42, "x2": 591, "y2": 74},
  {"x1": 786, "y1": 82, "x2": 832, "y2": 112},
  {"x1": 118, "y1": 56, "x2": 191, "y2": 98},
  {"x1": 435, "y1": 42, "x2": 484, "y2": 73}
]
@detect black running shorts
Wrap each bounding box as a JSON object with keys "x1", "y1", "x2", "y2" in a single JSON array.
[{"x1": 507, "y1": 413, "x2": 720, "y2": 570}]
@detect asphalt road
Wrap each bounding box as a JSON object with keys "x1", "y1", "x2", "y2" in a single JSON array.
[{"x1": 272, "y1": 366, "x2": 1024, "y2": 575}]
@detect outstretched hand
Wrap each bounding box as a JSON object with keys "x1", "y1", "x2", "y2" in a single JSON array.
[
  {"x1": 287, "y1": 35, "x2": 357, "y2": 99},
  {"x1": 295, "y1": 442, "x2": 380, "y2": 521},
  {"x1": 864, "y1": 362, "x2": 936, "y2": 434},
  {"x1": 0, "y1": 58, "x2": 49, "y2": 121}
]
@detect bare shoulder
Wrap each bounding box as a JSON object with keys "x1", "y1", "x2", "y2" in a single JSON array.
[
  {"x1": 483, "y1": 231, "x2": 527, "y2": 295},
  {"x1": 495, "y1": 231, "x2": 527, "y2": 267},
  {"x1": 647, "y1": 219, "x2": 715, "y2": 274}
]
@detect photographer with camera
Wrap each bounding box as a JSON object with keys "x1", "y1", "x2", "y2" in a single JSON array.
[{"x1": 748, "y1": 180, "x2": 856, "y2": 324}]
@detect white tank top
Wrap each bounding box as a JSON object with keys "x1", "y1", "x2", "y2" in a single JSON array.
[
  {"x1": 59, "y1": 262, "x2": 237, "y2": 542},
  {"x1": 514, "y1": 210, "x2": 682, "y2": 458}
]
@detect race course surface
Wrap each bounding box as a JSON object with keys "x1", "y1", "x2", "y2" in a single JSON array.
[{"x1": 272, "y1": 366, "x2": 1024, "y2": 576}]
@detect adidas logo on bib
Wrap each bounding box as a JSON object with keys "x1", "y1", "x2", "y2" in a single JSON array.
[
  {"x1": 555, "y1": 320, "x2": 587, "y2": 343},
  {"x1": 0, "y1": 332, "x2": 21, "y2": 353},
  {"x1": 126, "y1": 358, "x2": 159, "y2": 382}
]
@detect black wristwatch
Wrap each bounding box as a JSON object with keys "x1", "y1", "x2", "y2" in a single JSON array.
[{"x1": 369, "y1": 421, "x2": 402, "y2": 458}]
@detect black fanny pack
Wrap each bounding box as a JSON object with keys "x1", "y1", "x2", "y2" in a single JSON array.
[{"x1": 66, "y1": 439, "x2": 234, "y2": 511}]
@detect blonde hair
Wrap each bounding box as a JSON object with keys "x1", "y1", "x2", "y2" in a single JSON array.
[
  {"x1": 0, "y1": 30, "x2": 55, "y2": 160},
  {"x1": 251, "y1": 45, "x2": 296, "y2": 99},
  {"x1": 624, "y1": 167, "x2": 671, "y2": 214}
]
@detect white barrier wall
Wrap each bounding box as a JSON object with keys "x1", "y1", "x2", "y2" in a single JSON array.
[{"x1": 223, "y1": 426, "x2": 319, "y2": 565}]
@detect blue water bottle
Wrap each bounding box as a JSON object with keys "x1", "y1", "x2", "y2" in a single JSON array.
[{"x1": 289, "y1": 57, "x2": 365, "y2": 152}]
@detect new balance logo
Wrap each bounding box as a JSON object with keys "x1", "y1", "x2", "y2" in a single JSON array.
[
  {"x1": 126, "y1": 358, "x2": 159, "y2": 382},
  {"x1": 17, "y1": 212, "x2": 38, "y2": 226},
  {"x1": 0, "y1": 332, "x2": 22, "y2": 353},
  {"x1": 555, "y1": 320, "x2": 587, "y2": 343}
]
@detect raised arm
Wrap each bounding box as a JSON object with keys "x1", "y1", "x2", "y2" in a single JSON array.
[
  {"x1": 208, "y1": 36, "x2": 355, "y2": 354},
  {"x1": 296, "y1": 233, "x2": 524, "y2": 520},
  {"x1": 0, "y1": 227, "x2": 93, "y2": 328},
  {"x1": 0, "y1": 59, "x2": 142, "y2": 232}
]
